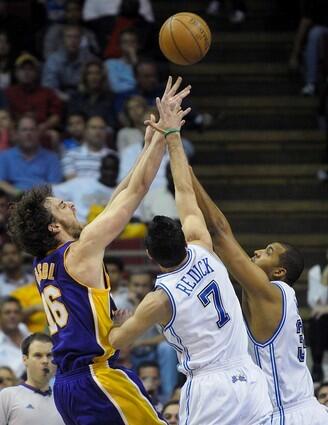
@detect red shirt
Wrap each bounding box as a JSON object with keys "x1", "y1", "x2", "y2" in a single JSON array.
[{"x1": 5, "y1": 84, "x2": 62, "y2": 124}]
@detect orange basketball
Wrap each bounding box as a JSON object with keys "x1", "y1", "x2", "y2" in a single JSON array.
[{"x1": 159, "y1": 12, "x2": 211, "y2": 66}]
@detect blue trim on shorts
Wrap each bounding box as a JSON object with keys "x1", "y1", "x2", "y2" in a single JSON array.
[
  {"x1": 269, "y1": 344, "x2": 285, "y2": 425},
  {"x1": 245, "y1": 282, "x2": 287, "y2": 347}
]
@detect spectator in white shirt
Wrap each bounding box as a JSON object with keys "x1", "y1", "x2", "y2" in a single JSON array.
[
  {"x1": 61, "y1": 115, "x2": 115, "y2": 180},
  {"x1": 0, "y1": 332, "x2": 65, "y2": 425},
  {"x1": 0, "y1": 242, "x2": 34, "y2": 297},
  {"x1": 83, "y1": 0, "x2": 154, "y2": 23},
  {"x1": 0, "y1": 297, "x2": 30, "y2": 379}
]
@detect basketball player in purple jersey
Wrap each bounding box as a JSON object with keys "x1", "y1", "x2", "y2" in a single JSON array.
[{"x1": 7, "y1": 77, "x2": 191, "y2": 425}]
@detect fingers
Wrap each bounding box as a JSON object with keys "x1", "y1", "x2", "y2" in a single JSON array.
[
  {"x1": 156, "y1": 96, "x2": 164, "y2": 118},
  {"x1": 170, "y1": 85, "x2": 192, "y2": 104},
  {"x1": 167, "y1": 76, "x2": 182, "y2": 97},
  {"x1": 144, "y1": 119, "x2": 164, "y2": 134},
  {"x1": 179, "y1": 107, "x2": 192, "y2": 118},
  {"x1": 162, "y1": 76, "x2": 172, "y2": 99}
]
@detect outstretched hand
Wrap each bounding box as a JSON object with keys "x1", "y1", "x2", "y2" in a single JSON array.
[{"x1": 144, "y1": 76, "x2": 192, "y2": 134}]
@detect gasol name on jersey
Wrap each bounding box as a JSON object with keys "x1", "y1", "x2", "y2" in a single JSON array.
[{"x1": 176, "y1": 257, "x2": 214, "y2": 296}]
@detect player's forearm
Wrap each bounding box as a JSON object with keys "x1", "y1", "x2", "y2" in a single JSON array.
[
  {"x1": 190, "y1": 169, "x2": 232, "y2": 238},
  {"x1": 107, "y1": 144, "x2": 148, "y2": 207},
  {"x1": 167, "y1": 133, "x2": 193, "y2": 194},
  {"x1": 127, "y1": 132, "x2": 165, "y2": 194}
]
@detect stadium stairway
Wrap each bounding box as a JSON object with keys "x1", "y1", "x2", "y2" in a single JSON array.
[{"x1": 110, "y1": 0, "x2": 328, "y2": 318}]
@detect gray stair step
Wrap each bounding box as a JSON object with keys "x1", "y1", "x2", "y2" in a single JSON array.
[
  {"x1": 190, "y1": 80, "x2": 302, "y2": 97},
  {"x1": 196, "y1": 146, "x2": 324, "y2": 164},
  {"x1": 191, "y1": 95, "x2": 317, "y2": 110},
  {"x1": 186, "y1": 130, "x2": 325, "y2": 144},
  {"x1": 194, "y1": 164, "x2": 323, "y2": 179},
  {"x1": 203, "y1": 182, "x2": 328, "y2": 201}
]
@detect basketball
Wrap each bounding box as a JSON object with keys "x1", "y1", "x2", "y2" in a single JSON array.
[{"x1": 159, "y1": 12, "x2": 211, "y2": 66}]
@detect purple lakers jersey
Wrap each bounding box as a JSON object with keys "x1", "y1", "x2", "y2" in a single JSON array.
[{"x1": 33, "y1": 241, "x2": 118, "y2": 373}]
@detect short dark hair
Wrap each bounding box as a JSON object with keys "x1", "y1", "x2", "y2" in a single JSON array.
[
  {"x1": 21, "y1": 333, "x2": 52, "y2": 356},
  {"x1": 0, "y1": 296, "x2": 22, "y2": 313},
  {"x1": 119, "y1": 27, "x2": 139, "y2": 40},
  {"x1": 66, "y1": 111, "x2": 87, "y2": 124},
  {"x1": 7, "y1": 185, "x2": 57, "y2": 258},
  {"x1": 137, "y1": 361, "x2": 159, "y2": 375},
  {"x1": 162, "y1": 400, "x2": 179, "y2": 414},
  {"x1": 106, "y1": 256, "x2": 124, "y2": 272},
  {"x1": 145, "y1": 216, "x2": 187, "y2": 268},
  {"x1": 278, "y1": 243, "x2": 304, "y2": 286}
]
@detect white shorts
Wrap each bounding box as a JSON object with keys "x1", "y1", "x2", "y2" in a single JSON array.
[
  {"x1": 271, "y1": 397, "x2": 328, "y2": 425},
  {"x1": 179, "y1": 358, "x2": 273, "y2": 425}
]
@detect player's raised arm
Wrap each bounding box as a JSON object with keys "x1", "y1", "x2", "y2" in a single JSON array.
[
  {"x1": 147, "y1": 97, "x2": 212, "y2": 251},
  {"x1": 190, "y1": 168, "x2": 281, "y2": 303},
  {"x1": 74, "y1": 77, "x2": 191, "y2": 254}
]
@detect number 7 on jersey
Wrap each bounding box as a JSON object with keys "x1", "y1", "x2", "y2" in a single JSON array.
[{"x1": 198, "y1": 280, "x2": 230, "y2": 328}]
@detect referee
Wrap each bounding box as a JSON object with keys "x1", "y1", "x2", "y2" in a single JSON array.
[{"x1": 0, "y1": 333, "x2": 64, "y2": 424}]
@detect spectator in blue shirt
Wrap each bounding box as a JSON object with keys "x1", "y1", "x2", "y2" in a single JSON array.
[
  {"x1": 0, "y1": 116, "x2": 62, "y2": 196},
  {"x1": 42, "y1": 25, "x2": 95, "y2": 101},
  {"x1": 105, "y1": 28, "x2": 139, "y2": 95}
]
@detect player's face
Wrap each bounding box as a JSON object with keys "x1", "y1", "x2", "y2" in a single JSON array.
[
  {"x1": 24, "y1": 341, "x2": 55, "y2": 384},
  {"x1": 0, "y1": 368, "x2": 16, "y2": 390},
  {"x1": 251, "y1": 242, "x2": 286, "y2": 279},
  {"x1": 45, "y1": 197, "x2": 83, "y2": 239},
  {"x1": 162, "y1": 403, "x2": 179, "y2": 425}
]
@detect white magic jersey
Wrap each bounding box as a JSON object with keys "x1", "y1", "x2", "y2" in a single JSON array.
[
  {"x1": 247, "y1": 280, "x2": 327, "y2": 424},
  {"x1": 154, "y1": 244, "x2": 251, "y2": 374}
]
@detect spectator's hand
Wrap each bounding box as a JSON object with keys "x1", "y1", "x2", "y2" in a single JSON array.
[
  {"x1": 311, "y1": 304, "x2": 328, "y2": 319},
  {"x1": 125, "y1": 45, "x2": 138, "y2": 65},
  {"x1": 112, "y1": 309, "x2": 132, "y2": 327}
]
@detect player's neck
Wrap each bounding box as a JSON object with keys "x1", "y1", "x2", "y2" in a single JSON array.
[{"x1": 160, "y1": 254, "x2": 189, "y2": 273}]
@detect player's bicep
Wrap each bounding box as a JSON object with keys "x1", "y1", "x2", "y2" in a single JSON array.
[
  {"x1": 215, "y1": 234, "x2": 281, "y2": 302},
  {"x1": 79, "y1": 187, "x2": 145, "y2": 252}
]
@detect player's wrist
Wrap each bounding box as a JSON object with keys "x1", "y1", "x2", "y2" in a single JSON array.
[{"x1": 163, "y1": 128, "x2": 180, "y2": 139}]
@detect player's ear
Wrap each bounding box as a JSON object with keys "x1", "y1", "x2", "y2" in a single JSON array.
[
  {"x1": 48, "y1": 223, "x2": 60, "y2": 234},
  {"x1": 22, "y1": 354, "x2": 28, "y2": 366},
  {"x1": 272, "y1": 267, "x2": 287, "y2": 280}
]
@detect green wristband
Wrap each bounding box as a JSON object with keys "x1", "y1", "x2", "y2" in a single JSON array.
[{"x1": 163, "y1": 128, "x2": 180, "y2": 138}]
